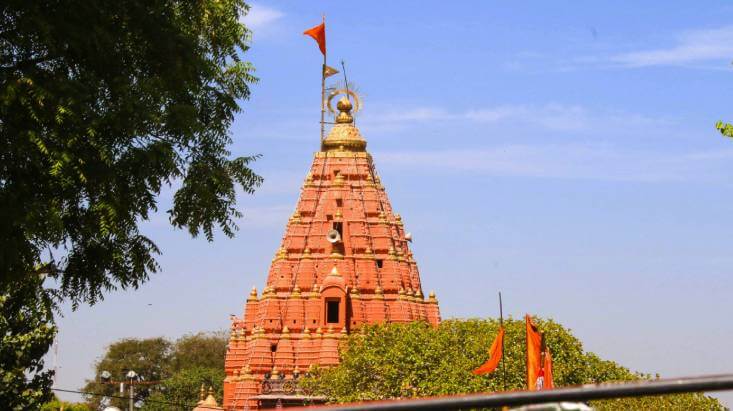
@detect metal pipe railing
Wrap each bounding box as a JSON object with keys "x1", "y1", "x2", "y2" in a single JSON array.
[{"x1": 296, "y1": 374, "x2": 733, "y2": 410}]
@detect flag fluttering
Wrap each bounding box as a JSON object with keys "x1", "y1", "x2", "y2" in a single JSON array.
[
  {"x1": 525, "y1": 314, "x2": 543, "y2": 390},
  {"x1": 303, "y1": 22, "x2": 326, "y2": 55},
  {"x1": 303, "y1": 17, "x2": 329, "y2": 141},
  {"x1": 472, "y1": 327, "x2": 505, "y2": 375},
  {"x1": 323, "y1": 65, "x2": 339, "y2": 78},
  {"x1": 543, "y1": 347, "x2": 554, "y2": 389}
]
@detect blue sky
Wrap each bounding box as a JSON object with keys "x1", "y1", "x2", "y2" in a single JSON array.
[{"x1": 54, "y1": 1, "x2": 733, "y2": 405}]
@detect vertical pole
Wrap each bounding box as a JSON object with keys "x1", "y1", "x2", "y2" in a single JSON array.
[
  {"x1": 129, "y1": 381, "x2": 134, "y2": 411},
  {"x1": 320, "y1": 14, "x2": 326, "y2": 143},
  {"x1": 499, "y1": 292, "x2": 507, "y2": 391},
  {"x1": 340, "y1": 60, "x2": 354, "y2": 126},
  {"x1": 341, "y1": 60, "x2": 350, "y2": 98},
  {"x1": 525, "y1": 315, "x2": 529, "y2": 390}
]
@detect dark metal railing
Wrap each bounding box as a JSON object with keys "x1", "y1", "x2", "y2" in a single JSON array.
[{"x1": 293, "y1": 374, "x2": 733, "y2": 410}]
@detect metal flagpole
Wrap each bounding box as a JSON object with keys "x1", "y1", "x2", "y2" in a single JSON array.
[
  {"x1": 340, "y1": 60, "x2": 350, "y2": 96},
  {"x1": 525, "y1": 314, "x2": 529, "y2": 390},
  {"x1": 320, "y1": 14, "x2": 326, "y2": 143},
  {"x1": 499, "y1": 292, "x2": 507, "y2": 391}
]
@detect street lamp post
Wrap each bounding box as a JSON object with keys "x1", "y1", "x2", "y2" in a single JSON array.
[
  {"x1": 126, "y1": 370, "x2": 138, "y2": 411},
  {"x1": 100, "y1": 369, "x2": 157, "y2": 411}
]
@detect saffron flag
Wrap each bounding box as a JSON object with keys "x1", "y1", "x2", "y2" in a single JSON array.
[
  {"x1": 543, "y1": 347, "x2": 554, "y2": 389},
  {"x1": 472, "y1": 327, "x2": 505, "y2": 375},
  {"x1": 323, "y1": 65, "x2": 339, "y2": 78},
  {"x1": 526, "y1": 314, "x2": 542, "y2": 390},
  {"x1": 304, "y1": 22, "x2": 326, "y2": 55}
]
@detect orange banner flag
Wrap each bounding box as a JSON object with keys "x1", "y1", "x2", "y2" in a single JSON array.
[
  {"x1": 526, "y1": 314, "x2": 542, "y2": 390},
  {"x1": 543, "y1": 348, "x2": 555, "y2": 389},
  {"x1": 472, "y1": 327, "x2": 505, "y2": 375},
  {"x1": 303, "y1": 22, "x2": 326, "y2": 55}
]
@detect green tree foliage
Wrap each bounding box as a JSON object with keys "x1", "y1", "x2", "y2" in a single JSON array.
[
  {"x1": 1, "y1": 0, "x2": 260, "y2": 403},
  {"x1": 142, "y1": 367, "x2": 225, "y2": 411},
  {"x1": 302, "y1": 319, "x2": 722, "y2": 410},
  {"x1": 83, "y1": 332, "x2": 227, "y2": 409},
  {"x1": 0, "y1": 276, "x2": 56, "y2": 409},
  {"x1": 716, "y1": 121, "x2": 733, "y2": 138},
  {"x1": 82, "y1": 337, "x2": 172, "y2": 410},
  {"x1": 169, "y1": 331, "x2": 228, "y2": 373},
  {"x1": 41, "y1": 396, "x2": 91, "y2": 411}
]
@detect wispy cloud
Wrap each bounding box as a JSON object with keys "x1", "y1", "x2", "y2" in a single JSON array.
[
  {"x1": 240, "y1": 4, "x2": 284, "y2": 33},
  {"x1": 506, "y1": 26, "x2": 733, "y2": 72},
  {"x1": 376, "y1": 145, "x2": 733, "y2": 183},
  {"x1": 611, "y1": 26, "x2": 733, "y2": 68},
  {"x1": 362, "y1": 103, "x2": 668, "y2": 133}
]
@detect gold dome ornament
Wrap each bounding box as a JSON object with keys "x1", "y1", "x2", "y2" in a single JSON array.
[
  {"x1": 276, "y1": 247, "x2": 287, "y2": 260},
  {"x1": 327, "y1": 88, "x2": 362, "y2": 117},
  {"x1": 322, "y1": 89, "x2": 367, "y2": 152},
  {"x1": 336, "y1": 97, "x2": 353, "y2": 123},
  {"x1": 291, "y1": 285, "x2": 302, "y2": 298},
  {"x1": 247, "y1": 286, "x2": 258, "y2": 302},
  {"x1": 289, "y1": 211, "x2": 302, "y2": 223}
]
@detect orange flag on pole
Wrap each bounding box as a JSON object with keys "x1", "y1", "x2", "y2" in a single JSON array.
[
  {"x1": 472, "y1": 327, "x2": 505, "y2": 375},
  {"x1": 303, "y1": 22, "x2": 326, "y2": 55},
  {"x1": 526, "y1": 314, "x2": 542, "y2": 390},
  {"x1": 543, "y1": 347, "x2": 555, "y2": 389}
]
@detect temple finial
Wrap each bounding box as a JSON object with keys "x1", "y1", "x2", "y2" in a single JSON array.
[
  {"x1": 335, "y1": 97, "x2": 353, "y2": 124},
  {"x1": 322, "y1": 89, "x2": 365, "y2": 152}
]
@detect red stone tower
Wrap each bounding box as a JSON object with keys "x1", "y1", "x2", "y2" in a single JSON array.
[{"x1": 223, "y1": 92, "x2": 441, "y2": 409}]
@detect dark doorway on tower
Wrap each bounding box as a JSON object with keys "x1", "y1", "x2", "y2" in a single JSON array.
[{"x1": 326, "y1": 299, "x2": 340, "y2": 323}]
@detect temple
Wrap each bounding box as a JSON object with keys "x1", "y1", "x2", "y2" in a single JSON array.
[{"x1": 223, "y1": 91, "x2": 441, "y2": 409}]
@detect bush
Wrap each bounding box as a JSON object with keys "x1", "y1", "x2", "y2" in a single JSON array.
[{"x1": 302, "y1": 318, "x2": 722, "y2": 410}]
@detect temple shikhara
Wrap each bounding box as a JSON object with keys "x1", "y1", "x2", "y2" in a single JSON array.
[{"x1": 223, "y1": 92, "x2": 441, "y2": 409}]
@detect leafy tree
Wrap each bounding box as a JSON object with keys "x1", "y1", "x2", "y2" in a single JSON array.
[
  {"x1": 82, "y1": 337, "x2": 172, "y2": 410},
  {"x1": 302, "y1": 319, "x2": 723, "y2": 410},
  {"x1": 83, "y1": 331, "x2": 228, "y2": 409},
  {"x1": 716, "y1": 121, "x2": 733, "y2": 138},
  {"x1": 0, "y1": 276, "x2": 56, "y2": 410},
  {"x1": 142, "y1": 367, "x2": 225, "y2": 411},
  {"x1": 41, "y1": 396, "x2": 91, "y2": 411},
  {"x1": 1, "y1": 0, "x2": 260, "y2": 403},
  {"x1": 169, "y1": 331, "x2": 228, "y2": 373}
]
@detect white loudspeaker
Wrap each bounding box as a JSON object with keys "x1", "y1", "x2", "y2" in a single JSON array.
[
  {"x1": 327, "y1": 229, "x2": 342, "y2": 243},
  {"x1": 405, "y1": 232, "x2": 413, "y2": 242}
]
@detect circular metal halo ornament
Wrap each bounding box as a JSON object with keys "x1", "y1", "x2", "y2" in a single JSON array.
[
  {"x1": 327, "y1": 88, "x2": 361, "y2": 114},
  {"x1": 283, "y1": 380, "x2": 296, "y2": 394}
]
